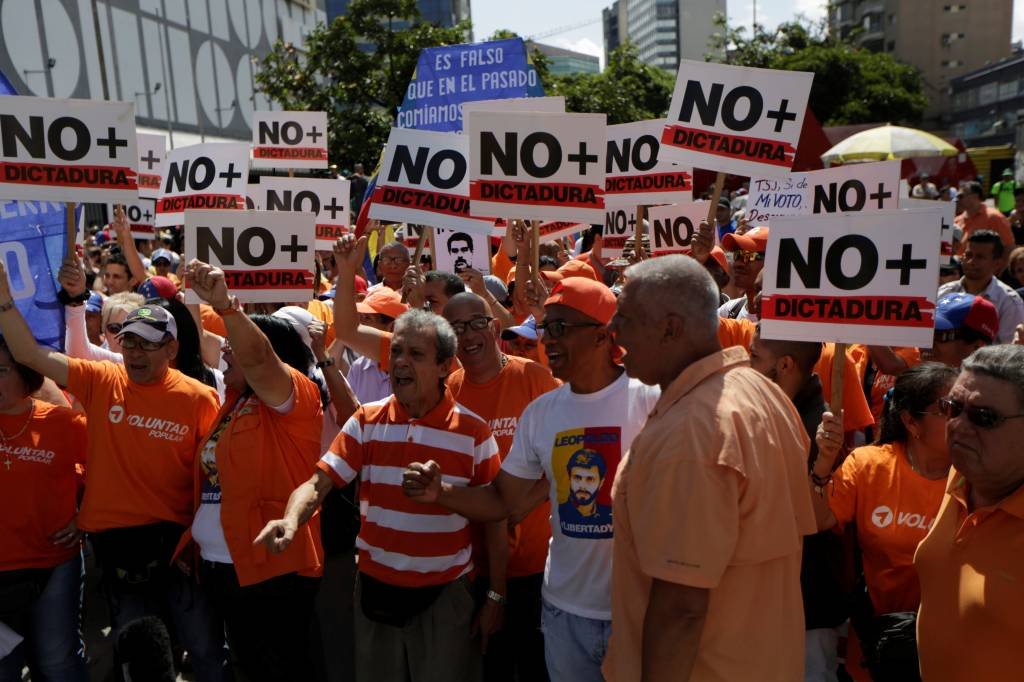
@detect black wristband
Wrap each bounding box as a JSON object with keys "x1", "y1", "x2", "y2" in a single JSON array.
[{"x1": 58, "y1": 289, "x2": 90, "y2": 306}]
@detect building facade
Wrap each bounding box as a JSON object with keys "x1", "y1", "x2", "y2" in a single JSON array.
[
  {"x1": 326, "y1": 0, "x2": 470, "y2": 28},
  {"x1": 526, "y1": 41, "x2": 600, "y2": 76},
  {"x1": 605, "y1": 0, "x2": 724, "y2": 71},
  {"x1": 0, "y1": 0, "x2": 326, "y2": 145},
  {"x1": 948, "y1": 50, "x2": 1024, "y2": 147},
  {"x1": 828, "y1": 0, "x2": 1013, "y2": 123}
]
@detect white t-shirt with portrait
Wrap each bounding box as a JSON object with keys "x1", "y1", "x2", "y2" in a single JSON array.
[{"x1": 502, "y1": 371, "x2": 660, "y2": 620}]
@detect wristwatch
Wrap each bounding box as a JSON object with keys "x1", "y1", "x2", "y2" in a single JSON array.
[
  {"x1": 486, "y1": 589, "x2": 507, "y2": 606},
  {"x1": 315, "y1": 358, "x2": 334, "y2": 369}
]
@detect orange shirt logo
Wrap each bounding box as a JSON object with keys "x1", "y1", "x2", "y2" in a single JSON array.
[{"x1": 871, "y1": 504, "x2": 935, "y2": 531}]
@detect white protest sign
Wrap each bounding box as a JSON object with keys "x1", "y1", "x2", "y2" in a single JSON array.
[
  {"x1": 459, "y1": 96, "x2": 565, "y2": 120},
  {"x1": 760, "y1": 210, "x2": 940, "y2": 347},
  {"x1": 136, "y1": 133, "x2": 166, "y2": 199},
  {"x1": 661, "y1": 60, "x2": 813, "y2": 177},
  {"x1": 605, "y1": 120, "x2": 692, "y2": 207},
  {"x1": 0, "y1": 96, "x2": 138, "y2": 203},
  {"x1": 746, "y1": 160, "x2": 902, "y2": 226},
  {"x1": 434, "y1": 228, "x2": 491, "y2": 275},
  {"x1": 184, "y1": 209, "x2": 315, "y2": 304},
  {"x1": 256, "y1": 176, "x2": 350, "y2": 247},
  {"x1": 467, "y1": 111, "x2": 606, "y2": 223},
  {"x1": 156, "y1": 143, "x2": 249, "y2": 227},
  {"x1": 899, "y1": 196, "x2": 956, "y2": 263},
  {"x1": 369, "y1": 127, "x2": 493, "y2": 234},
  {"x1": 107, "y1": 200, "x2": 157, "y2": 240},
  {"x1": 252, "y1": 111, "x2": 328, "y2": 170},
  {"x1": 647, "y1": 201, "x2": 708, "y2": 256},
  {"x1": 603, "y1": 207, "x2": 637, "y2": 259}
]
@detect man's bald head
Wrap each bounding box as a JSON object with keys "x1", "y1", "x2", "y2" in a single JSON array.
[
  {"x1": 623, "y1": 255, "x2": 719, "y2": 344},
  {"x1": 442, "y1": 291, "x2": 488, "y2": 320}
]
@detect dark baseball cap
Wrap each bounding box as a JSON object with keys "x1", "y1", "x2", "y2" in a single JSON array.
[{"x1": 116, "y1": 305, "x2": 178, "y2": 343}]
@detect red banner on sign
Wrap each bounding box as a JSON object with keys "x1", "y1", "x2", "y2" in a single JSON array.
[
  {"x1": 661, "y1": 125, "x2": 796, "y2": 168},
  {"x1": 223, "y1": 269, "x2": 314, "y2": 290},
  {"x1": 0, "y1": 162, "x2": 137, "y2": 190},
  {"x1": 371, "y1": 186, "x2": 469, "y2": 218},
  {"x1": 157, "y1": 194, "x2": 246, "y2": 214},
  {"x1": 252, "y1": 147, "x2": 328, "y2": 161},
  {"x1": 469, "y1": 180, "x2": 602, "y2": 210},
  {"x1": 605, "y1": 171, "x2": 692, "y2": 195},
  {"x1": 761, "y1": 295, "x2": 935, "y2": 327}
]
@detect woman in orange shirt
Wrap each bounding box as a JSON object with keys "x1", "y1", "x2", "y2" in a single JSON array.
[
  {"x1": 178, "y1": 261, "x2": 327, "y2": 682},
  {"x1": 0, "y1": 338, "x2": 88, "y2": 682},
  {"x1": 811, "y1": 363, "x2": 958, "y2": 681}
]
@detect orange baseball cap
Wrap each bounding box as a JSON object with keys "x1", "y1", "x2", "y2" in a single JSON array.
[
  {"x1": 543, "y1": 277, "x2": 617, "y2": 324},
  {"x1": 709, "y1": 246, "x2": 729, "y2": 272},
  {"x1": 722, "y1": 226, "x2": 770, "y2": 253},
  {"x1": 557, "y1": 259, "x2": 598, "y2": 281},
  {"x1": 356, "y1": 288, "x2": 408, "y2": 319}
]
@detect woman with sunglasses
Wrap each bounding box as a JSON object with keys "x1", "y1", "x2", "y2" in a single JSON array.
[
  {"x1": 811, "y1": 362, "x2": 958, "y2": 681},
  {"x1": 915, "y1": 344, "x2": 1024, "y2": 682}
]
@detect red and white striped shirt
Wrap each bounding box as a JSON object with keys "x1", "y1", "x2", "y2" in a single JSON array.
[{"x1": 318, "y1": 390, "x2": 500, "y2": 587}]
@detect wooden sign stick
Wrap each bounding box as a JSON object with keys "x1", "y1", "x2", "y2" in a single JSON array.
[
  {"x1": 635, "y1": 205, "x2": 647, "y2": 260},
  {"x1": 831, "y1": 342, "x2": 846, "y2": 416}
]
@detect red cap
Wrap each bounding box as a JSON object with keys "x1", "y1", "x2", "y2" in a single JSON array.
[
  {"x1": 709, "y1": 246, "x2": 729, "y2": 272},
  {"x1": 722, "y1": 226, "x2": 770, "y2": 253},
  {"x1": 543, "y1": 278, "x2": 617, "y2": 324},
  {"x1": 356, "y1": 289, "x2": 408, "y2": 319},
  {"x1": 557, "y1": 259, "x2": 598, "y2": 281},
  {"x1": 354, "y1": 275, "x2": 368, "y2": 294}
]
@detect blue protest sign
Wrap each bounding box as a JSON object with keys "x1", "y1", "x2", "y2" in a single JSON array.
[
  {"x1": 0, "y1": 200, "x2": 75, "y2": 350},
  {"x1": 396, "y1": 38, "x2": 545, "y2": 132}
]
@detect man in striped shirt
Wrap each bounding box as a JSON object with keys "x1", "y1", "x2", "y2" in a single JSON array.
[{"x1": 255, "y1": 309, "x2": 501, "y2": 682}]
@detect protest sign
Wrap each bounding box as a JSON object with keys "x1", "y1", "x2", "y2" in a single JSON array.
[
  {"x1": 0, "y1": 96, "x2": 138, "y2": 203},
  {"x1": 647, "y1": 201, "x2": 708, "y2": 256},
  {"x1": 603, "y1": 207, "x2": 637, "y2": 259},
  {"x1": 434, "y1": 228, "x2": 491, "y2": 275},
  {"x1": 256, "y1": 176, "x2": 350, "y2": 246},
  {"x1": 605, "y1": 120, "x2": 692, "y2": 207},
  {"x1": 900, "y1": 195, "x2": 956, "y2": 262},
  {"x1": 760, "y1": 210, "x2": 940, "y2": 347},
  {"x1": 156, "y1": 143, "x2": 249, "y2": 227},
  {"x1": 369, "y1": 127, "x2": 494, "y2": 234},
  {"x1": 0, "y1": 200, "x2": 75, "y2": 349},
  {"x1": 746, "y1": 160, "x2": 902, "y2": 226},
  {"x1": 397, "y1": 38, "x2": 546, "y2": 132},
  {"x1": 107, "y1": 199, "x2": 156, "y2": 240},
  {"x1": 184, "y1": 209, "x2": 315, "y2": 304},
  {"x1": 252, "y1": 111, "x2": 329, "y2": 170},
  {"x1": 467, "y1": 111, "x2": 606, "y2": 223},
  {"x1": 136, "y1": 133, "x2": 166, "y2": 200},
  {"x1": 661, "y1": 60, "x2": 812, "y2": 177}
]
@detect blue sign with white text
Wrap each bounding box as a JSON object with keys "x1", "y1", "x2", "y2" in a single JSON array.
[{"x1": 396, "y1": 38, "x2": 545, "y2": 132}]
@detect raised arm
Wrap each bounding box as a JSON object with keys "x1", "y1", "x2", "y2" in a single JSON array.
[
  {"x1": 187, "y1": 260, "x2": 292, "y2": 406},
  {"x1": 0, "y1": 262, "x2": 70, "y2": 386},
  {"x1": 332, "y1": 235, "x2": 389, "y2": 362},
  {"x1": 809, "y1": 411, "x2": 843, "y2": 532},
  {"x1": 111, "y1": 206, "x2": 147, "y2": 288},
  {"x1": 308, "y1": 319, "x2": 359, "y2": 426}
]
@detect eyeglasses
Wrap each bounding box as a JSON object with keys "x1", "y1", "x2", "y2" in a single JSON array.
[
  {"x1": 380, "y1": 255, "x2": 410, "y2": 265},
  {"x1": 939, "y1": 397, "x2": 1024, "y2": 429},
  {"x1": 732, "y1": 250, "x2": 765, "y2": 264},
  {"x1": 119, "y1": 334, "x2": 170, "y2": 352},
  {"x1": 449, "y1": 316, "x2": 493, "y2": 335},
  {"x1": 105, "y1": 323, "x2": 123, "y2": 335},
  {"x1": 537, "y1": 319, "x2": 603, "y2": 339}
]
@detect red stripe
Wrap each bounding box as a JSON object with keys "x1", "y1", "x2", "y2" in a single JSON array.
[
  {"x1": 358, "y1": 553, "x2": 468, "y2": 588},
  {"x1": 157, "y1": 194, "x2": 244, "y2": 213},
  {"x1": 360, "y1": 521, "x2": 471, "y2": 557},
  {"x1": 761, "y1": 295, "x2": 935, "y2": 327},
  {"x1": 253, "y1": 147, "x2": 328, "y2": 160},
  {"x1": 660, "y1": 125, "x2": 796, "y2": 168},
  {"x1": 0, "y1": 162, "x2": 138, "y2": 189},
  {"x1": 469, "y1": 180, "x2": 603, "y2": 209},
  {"x1": 138, "y1": 174, "x2": 161, "y2": 189},
  {"x1": 221, "y1": 269, "x2": 314, "y2": 291},
  {"x1": 361, "y1": 481, "x2": 465, "y2": 517},
  {"x1": 370, "y1": 186, "x2": 470, "y2": 219},
  {"x1": 316, "y1": 224, "x2": 348, "y2": 240},
  {"x1": 605, "y1": 171, "x2": 692, "y2": 194}
]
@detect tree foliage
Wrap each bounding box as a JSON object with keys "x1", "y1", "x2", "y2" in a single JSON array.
[
  {"x1": 707, "y1": 15, "x2": 928, "y2": 125},
  {"x1": 254, "y1": 0, "x2": 468, "y2": 169}
]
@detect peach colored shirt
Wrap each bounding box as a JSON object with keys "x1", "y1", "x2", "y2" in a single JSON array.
[
  {"x1": 914, "y1": 471, "x2": 1024, "y2": 681},
  {"x1": 604, "y1": 347, "x2": 816, "y2": 682}
]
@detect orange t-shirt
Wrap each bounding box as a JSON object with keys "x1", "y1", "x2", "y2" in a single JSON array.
[
  {"x1": 491, "y1": 249, "x2": 514, "y2": 283},
  {"x1": 66, "y1": 359, "x2": 220, "y2": 531},
  {"x1": 816, "y1": 343, "x2": 875, "y2": 433},
  {"x1": 954, "y1": 206, "x2": 1014, "y2": 255},
  {"x1": 717, "y1": 317, "x2": 756, "y2": 350},
  {"x1": 447, "y1": 356, "x2": 560, "y2": 577},
  {"x1": 306, "y1": 298, "x2": 337, "y2": 348},
  {"x1": 199, "y1": 304, "x2": 228, "y2": 338},
  {"x1": 827, "y1": 441, "x2": 947, "y2": 614},
  {"x1": 0, "y1": 403, "x2": 87, "y2": 571},
  {"x1": 851, "y1": 345, "x2": 922, "y2": 425}
]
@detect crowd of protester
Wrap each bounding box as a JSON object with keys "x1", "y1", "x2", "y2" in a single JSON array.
[{"x1": 1, "y1": 174, "x2": 1023, "y2": 682}]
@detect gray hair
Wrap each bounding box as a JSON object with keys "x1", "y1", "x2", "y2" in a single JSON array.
[
  {"x1": 624, "y1": 255, "x2": 720, "y2": 340},
  {"x1": 962, "y1": 345, "x2": 1024, "y2": 408},
  {"x1": 393, "y1": 308, "x2": 457, "y2": 364}
]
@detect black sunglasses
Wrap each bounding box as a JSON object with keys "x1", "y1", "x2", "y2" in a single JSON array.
[
  {"x1": 449, "y1": 316, "x2": 493, "y2": 336},
  {"x1": 939, "y1": 397, "x2": 1024, "y2": 429},
  {"x1": 537, "y1": 319, "x2": 603, "y2": 339}
]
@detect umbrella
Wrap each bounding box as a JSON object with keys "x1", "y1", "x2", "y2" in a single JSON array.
[{"x1": 821, "y1": 124, "x2": 957, "y2": 165}]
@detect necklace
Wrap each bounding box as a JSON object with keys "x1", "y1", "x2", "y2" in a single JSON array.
[
  {"x1": 499, "y1": 353, "x2": 509, "y2": 369},
  {"x1": 0, "y1": 400, "x2": 34, "y2": 443}
]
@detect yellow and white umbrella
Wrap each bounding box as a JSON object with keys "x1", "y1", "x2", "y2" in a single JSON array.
[{"x1": 821, "y1": 124, "x2": 957, "y2": 164}]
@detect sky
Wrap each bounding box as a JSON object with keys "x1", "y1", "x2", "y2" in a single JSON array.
[{"x1": 472, "y1": 0, "x2": 1024, "y2": 69}]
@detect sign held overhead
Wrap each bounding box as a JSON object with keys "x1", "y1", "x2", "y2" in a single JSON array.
[
  {"x1": 661, "y1": 60, "x2": 813, "y2": 177},
  {"x1": 254, "y1": 176, "x2": 350, "y2": 247},
  {"x1": 252, "y1": 111, "x2": 328, "y2": 170},
  {"x1": 136, "y1": 133, "x2": 166, "y2": 200},
  {"x1": 0, "y1": 96, "x2": 138, "y2": 203},
  {"x1": 605, "y1": 120, "x2": 692, "y2": 207},
  {"x1": 647, "y1": 201, "x2": 708, "y2": 256},
  {"x1": 157, "y1": 143, "x2": 249, "y2": 227}
]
